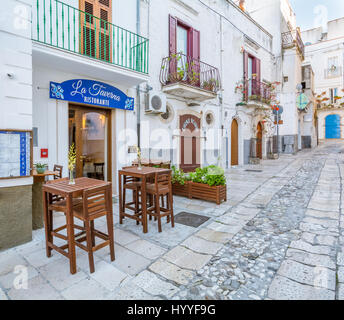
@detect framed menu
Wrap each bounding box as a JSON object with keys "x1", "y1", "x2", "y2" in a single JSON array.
[{"x1": 0, "y1": 130, "x2": 32, "y2": 179}]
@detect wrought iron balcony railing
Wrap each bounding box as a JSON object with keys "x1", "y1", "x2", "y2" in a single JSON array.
[
  {"x1": 244, "y1": 79, "x2": 273, "y2": 103},
  {"x1": 32, "y1": 0, "x2": 149, "y2": 74},
  {"x1": 324, "y1": 66, "x2": 343, "y2": 79},
  {"x1": 159, "y1": 53, "x2": 221, "y2": 94},
  {"x1": 282, "y1": 29, "x2": 305, "y2": 59}
]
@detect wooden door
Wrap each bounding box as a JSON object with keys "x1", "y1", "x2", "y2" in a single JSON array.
[
  {"x1": 69, "y1": 105, "x2": 111, "y2": 181},
  {"x1": 256, "y1": 122, "x2": 262, "y2": 159},
  {"x1": 231, "y1": 119, "x2": 239, "y2": 165},
  {"x1": 80, "y1": 0, "x2": 112, "y2": 62},
  {"x1": 180, "y1": 114, "x2": 200, "y2": 172}
]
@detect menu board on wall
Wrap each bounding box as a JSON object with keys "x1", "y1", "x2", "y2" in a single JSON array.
[{"x1": 0, "y1": 130, "x2": 32, "y2": 178}]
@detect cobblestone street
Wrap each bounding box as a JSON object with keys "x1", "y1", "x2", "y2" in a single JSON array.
[{"x1": 1, "y1": 141, "x2": 344, "y2": 300}]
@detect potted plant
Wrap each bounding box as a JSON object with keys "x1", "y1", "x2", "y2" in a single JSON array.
[
  {"x1": 171, "y1": 165, "x2": 227, "y2": 204},
  {"x1": 135, "y1": 145, "x2": 143, "y2": 170},
  {"x1": 35, "y1": 162, "x2": 47, "y2": 174}
]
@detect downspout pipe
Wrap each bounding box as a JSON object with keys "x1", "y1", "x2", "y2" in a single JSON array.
[{"x1": 136, "y1": 0, "x2": 141, "y2": 148}]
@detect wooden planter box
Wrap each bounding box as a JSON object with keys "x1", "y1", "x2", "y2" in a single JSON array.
[
  {"x1": 172, "y1": 182, "x2": 190, "y2": 197},
  {"x1": 172, "y1": 181, "x2": 227, "y2": 205}
]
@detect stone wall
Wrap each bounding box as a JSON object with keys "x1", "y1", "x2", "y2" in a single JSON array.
[{"x1": 0, "y1": 185, "x2": 32, "y2": 251}]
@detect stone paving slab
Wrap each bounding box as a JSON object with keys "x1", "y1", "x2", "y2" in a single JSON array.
[
  {"x1": 182, "y1": 236, "x2": 223, "y2": 255},
  {"x1": 163, "y1": 246, "x2": 212, "y2": 271},
  {"x1": 195, "y1": 228, "x2": 234, "y2": 243},
  {"x1": 277, "y1": 260, "x2": 336, "y2": 290},
  {"x1": 61, "y1": 278, "x2": 111, "y2": 300},
  {"x1": 289, "y1": 240, "x2": 334, "y2": 256},
  {"x1": 149, "y1": 259, "x2": 195, "y2": 285},
  {"x1": 268, "y1": 275, "x2": 335, "y2": 300},
  {"x1": 125, "y1": 239, "x2": 167, "y2": 260},
  {"x1": 109, "y1": 281, "x2": 159, "y2": 300},
  {"x1": 132, "y1": 270, "x2": 178, "y2": 298},
  {"x1": 285, "y1": 248, "x2": 336, "y2": 270},
  {"x1": 8, "y1": 275, "x2": 63, "y2": 300}
]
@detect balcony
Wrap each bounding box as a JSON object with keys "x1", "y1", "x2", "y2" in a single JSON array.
[
  {"x1": 324, "y1": 66, "x2": 343, "y2": 79},
  {"x1": 242, "y1": 79, "x2": 273, "y2": 108},
  {"x1": 159, "y1": 53, "x2": 221, "y2": 102},
  {"x1": 282, "y1": 29, "x2": 305, "y2": 60},
  {"x1": 32, "y1": 0, "x2": 149, "y2": 86}
]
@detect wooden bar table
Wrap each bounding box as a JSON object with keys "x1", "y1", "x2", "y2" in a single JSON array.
[
  {"x1": 118, "y1": 167, "x2": 171, "y2": 233},
  {"x1": 42, "y1": 177, "x2": 110, "y2": 274},
  {"x1": 32, "y1": 170, "x2": 58, "y2": 230}
]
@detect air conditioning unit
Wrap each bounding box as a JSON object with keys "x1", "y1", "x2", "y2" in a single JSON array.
[{"x1": 145, "y1": 91, "x2": 167, "y2": 114}]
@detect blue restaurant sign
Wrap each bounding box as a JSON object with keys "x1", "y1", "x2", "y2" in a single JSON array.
[{"x1": 49, "y1": 79, "x2": 134, "y2": 111}]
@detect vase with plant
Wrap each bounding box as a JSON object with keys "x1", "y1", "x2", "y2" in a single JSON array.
[
  {"x1": 135, "y1": 145, "x2": 142, "y2": 170},
  {"x1": 68, "y1": 143, "x2": 76, "y2": 185},
  {"x1": 35, "y1": 162, "x2": 47, "y2": 174}
]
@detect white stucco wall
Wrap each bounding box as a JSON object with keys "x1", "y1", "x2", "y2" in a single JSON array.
[{"x1": 0, "y1": 0, "x2": 33, "y2": 187}]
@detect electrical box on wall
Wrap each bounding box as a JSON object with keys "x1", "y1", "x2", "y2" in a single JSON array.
[{"x1": 41, "y1": 148, "x2": 48, "y2": 158}]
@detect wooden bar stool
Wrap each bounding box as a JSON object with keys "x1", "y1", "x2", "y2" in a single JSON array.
[
  {"x1": 72, "y1": 183, "x2": 115, "y2": 273},
  {"x1": 122, "y1": 166, "x2": 142, "y2": 225},
  {"x1": 53, "y1": 164, "x2": 63, "y2": 179},
  {"x1": 146, "y1": 171, "x2": 174, "y2": 232},
  {"x1": 45, "y1": 178, "x2": 84, "y2": 256}
]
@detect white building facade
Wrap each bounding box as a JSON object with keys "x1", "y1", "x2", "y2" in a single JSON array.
[
  {"x1": 302, "y1": 18, "x2": 344, "y2": 141},
  {"x1": 140, "y1": 0, "x2": 275, "y2": 169}
]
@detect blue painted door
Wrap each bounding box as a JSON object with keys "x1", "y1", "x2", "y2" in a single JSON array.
[{"x1": 325, "y1": 114, "x2": 341, "y2": 139}]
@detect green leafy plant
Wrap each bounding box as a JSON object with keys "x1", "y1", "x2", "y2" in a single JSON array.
[
  {"x1": 204, "y1": 165, "x2": 226, "y2": 186},
  {"x1": 171, "y1": 165, "x2": 186, "y2": 185},
  {"x1": 35, "y1": 162, "x2": 47, "y2": 174},
  {"x1": 35, "y1": 162, "x2": 47, "y2": 169}
]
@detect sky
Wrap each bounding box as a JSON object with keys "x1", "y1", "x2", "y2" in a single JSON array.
[{"x1": 289, "y1": 0, "x2": 344, "y2": 31}]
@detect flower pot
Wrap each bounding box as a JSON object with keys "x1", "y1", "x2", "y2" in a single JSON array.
[{"x1": 36, "y1": 167, "x2": 46, "y2": 174}]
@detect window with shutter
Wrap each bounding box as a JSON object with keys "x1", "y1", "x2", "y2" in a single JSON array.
[
  {"x1": 99, "y1": 0, "x2": 110, "y2": 6},
  {"x1": 80, "y1": 0, "x2": 112, "y2": 62},
  {"x1": 168, "y1": 15, "x2": 201, "y2": 86},
  {"x1": 243, "y1": 51, "x2": 261, "y2": 99}
]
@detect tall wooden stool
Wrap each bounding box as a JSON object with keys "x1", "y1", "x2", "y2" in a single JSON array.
[
  {"x1": 72, "y1": 183, "x2": 115, "y2": 273},
  {"x1": 146, "y1": 171, "x2": 174, "y2": 232},
  {"x1": 122, "y1": 166, "x2": 142, "y2": 225}
]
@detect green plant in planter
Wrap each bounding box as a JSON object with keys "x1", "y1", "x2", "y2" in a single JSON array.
[
  {"x1": 204, "y1": 165, "x2": 226, "y2": 186},
  {"x1": 171, "y1": 165, "x2": 186, "y2": 185},
  {"x1": 35, "y1": 162, "x2": 48, "y2": 174}
]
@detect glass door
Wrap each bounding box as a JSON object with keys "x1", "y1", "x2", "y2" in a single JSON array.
[{"x1": 69, "y1": 105, "x2": 111, "y2": 181}]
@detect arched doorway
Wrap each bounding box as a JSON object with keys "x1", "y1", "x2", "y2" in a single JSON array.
[
  {"x1": 180, "y1": 114, "x2": 201, "y2": 172},
  {"x1": 231, "y1": 119, "x2": 239, "y2": 166},
  {"x1": 325, "y1": 114, "x2": 341, "y2": 139},
  {"x1": 256, "y1": 122, "x2": 263, "y2": 159}
]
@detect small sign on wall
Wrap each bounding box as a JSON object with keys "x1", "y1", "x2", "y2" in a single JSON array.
[{"x1": 41, "y1": 148, "x2": 48, "y2": 158}]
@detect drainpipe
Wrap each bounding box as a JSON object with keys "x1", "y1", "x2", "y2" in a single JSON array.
[
  {"x1": 219, "y1": 15, "x2": 224, "y2": 168},
  {"x1": 136, "y1": 0, "x2": 141, "y2": 148}
]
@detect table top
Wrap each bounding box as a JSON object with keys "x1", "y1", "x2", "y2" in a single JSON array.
[
  {"x1": 119, "y1": 166, "x2": 171, "y2": 177},
  {"x1": 33, "y1": 170, "x2": 58, "y2": 177},
  {"x1": 42, "y1": 177, "x2": 110, "y2": 195}
]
